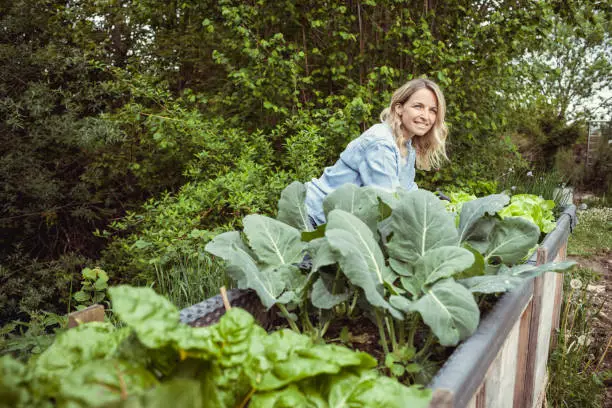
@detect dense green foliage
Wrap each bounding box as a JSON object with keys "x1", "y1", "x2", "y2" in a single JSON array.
[
  {"x1": 0, "y1": 285, "x2": 431, "y2": 408},
  {"x1": 1, "y1": 0, "x2": 609, "y2": 323},
  {"x1": 205, "y1": 183, "x2": 574, "y2": 367}
]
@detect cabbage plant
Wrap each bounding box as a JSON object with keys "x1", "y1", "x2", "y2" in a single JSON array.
[{"x1": 205, "y1": 182, "x2": 574, "y2": 357}]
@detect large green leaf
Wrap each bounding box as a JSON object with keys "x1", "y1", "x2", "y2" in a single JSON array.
[
  {"x1": 243, "y1": 214, "x2": 306, "y2": 268},
  {"x1": 34, "y1": 322, "x2": 130, "y2": 378},
  {"x1": 248, "y1": 329, "x2": 376, "y2": 392},
  {"x1": 484, "y1": 217, "x2": 540, "y2": 264},
  {"x1": 206, "y1": 232, "x2": 285, "y2": 309},
  {"x1": 306, "y1": 237, "x2": 338, "y2": 272},
  {"x1": 462, "y1": 217, "x2": 497, "y2": 253},
  {"x1": 325, "y1": 210, "x2": 401, "y2": 319},
  {"x1": 323, "y1": 184, "x2": 381, "y2": 235},
  {"x1": 460, "y1": 260, "x2": 576, "y2": 294},
  {"x1": 277, "y1": 181, "x2": 313, "y2": 232},
  {"x1": 384, "y1": 190, "x2": 458, "y2": 264},
  {"x1": 56, "y1": 359, "x2": 159, "y2": 407},
  {"x1": 410, "y1": 279, "x2": 480, "y2": 346},
  {"x1": 414, "y1": 246, "x2": 475, "y2": 288},
  {"x1": 104, "y1": 379, "x2": 204, "y2": 408},
  {"x1": 311, "y1": 277, "x2": 349, "y2": 310},
  {"x1": 108, "y1": 286, "x2": 190, "y2": 349},
  {"x1": 250, "y1": 370, "x2": 432, "y2": 408},
  {"x1": 458, "y1": 194, "x2": 509, "y2": 242}
]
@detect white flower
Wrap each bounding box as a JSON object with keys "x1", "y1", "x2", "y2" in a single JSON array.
[
  {"x1": 511, "y1": 186, "x2": 516, "y2": 191},
  {"x1": 570, "y1": 279, "x2": 582, "y2": 289},
  {"x1": 527, "y1": 171, "x2": 533, "y2": 177},
  {"x1": 508, "y1": 167, "x2": 514, "y2": 172}
]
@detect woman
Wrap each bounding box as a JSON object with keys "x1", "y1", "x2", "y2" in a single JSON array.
[{"x1": 305, "y1": 78, "x2": 448, "y2": 226}]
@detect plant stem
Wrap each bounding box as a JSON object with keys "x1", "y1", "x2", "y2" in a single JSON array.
[
  {"x1": 301, "y1": 308, "x2": 315, "y2": 335},
  {"x1": 398, "y1": 320, "x2": 406, "y2": 347},
  {"x1": 374, "y1": 310, "x2": 390, "y2": 355},
  {"x1": 319, "y1": 319, "x2": 332, "y2": 339},
  {"x1": 348, "y1": 290, "x2": 359, "y2": 317},
  {"x1": 385, "y1": 316, "x2": 398, "y2": 351},
  {"x1": 415, "y1": 331, "x2": 434, "y2": 360},
  {"x1": 277, "y1": 304, "x2": 300, "y2": 333},
  {"x1": 407, "y1": 314, "x2": 419, "y2": 349}
]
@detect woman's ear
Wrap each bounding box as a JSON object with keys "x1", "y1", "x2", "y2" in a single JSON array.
[{"x1": 394, "y1": 103, "x2": 403, "y2": 116}]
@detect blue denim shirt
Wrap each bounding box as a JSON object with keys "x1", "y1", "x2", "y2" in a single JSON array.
[{"x1": 305, "y1": 122, "x2": 418, "y2": 225}]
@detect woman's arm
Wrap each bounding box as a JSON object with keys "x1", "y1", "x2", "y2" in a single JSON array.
[{"x1": 358, "y1": 142, "x2": 401, "y2": 191}]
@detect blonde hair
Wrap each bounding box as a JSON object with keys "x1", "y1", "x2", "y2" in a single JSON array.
[{"x1": 380, "y1": 78, "x2": 449, "y2": 170}]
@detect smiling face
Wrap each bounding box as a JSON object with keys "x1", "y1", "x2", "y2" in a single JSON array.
[{"x1": 395, "y1": 88, "x2": 438, "y2": 139}]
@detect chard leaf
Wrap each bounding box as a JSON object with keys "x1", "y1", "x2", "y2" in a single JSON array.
[
  {"x1": 410, "y1": 279, "x2": 480, "y2": 346},
  {"x1": 414, "y1": 246, "x2": 475, "y2": 287},
  {"x1": 325, "y1": 210, "x2": 401, "y2": 319},
  {"x1": 298, "y1": 371, "x2": 432, "y2": 408},
  {"x1": 277, "y1": 181, "x2": 313, "y2": 232},
  {"x1": 206, "y1": 232, "x2": 285, "y2": 309},
  {"x1": 104, "y1": 379, "x2": 203, "y2": 408},
  {"x1": 460, "y1": 260, "x2": 576, "y2": 294},
  {"x1": 249, "y1": 329, "x2": 376, "y2": 391},
  {"x1": 311, "y1": 277, "x2": 349, "y2": 309},
  {"x1": 484, "y1": 217, "x2": 540, "y2": 264},
  {"x1": 243, "y1": 214, "x2": 305, "y2": 268},
  {"x1": 384, "y1": 190, "x2": 458, "y2": 264},
  {"x1": 33, "y1": 322, "x2": 130, "y2": 378},
  {"x1": 56, "y1": 360, "x2": 159, "y2": 407},
  {"x1": 323, "y1": 184, "x2": 381, "y2": 235},
  {"x1": 249, "y1": 384, "x2": 315, "y2": 407},
  {"x1": 108, "y1": 286, "x2": 187, "y2": 349},
  {"x1": 458, "y1": 194, "x2": 509, "y2": 242}
]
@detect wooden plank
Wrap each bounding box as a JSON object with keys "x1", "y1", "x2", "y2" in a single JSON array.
[
  {"x1": 485, "y1": 319, "x2": 521, "y2": 408},
  {"x1": 428, "y1": 389, "x2": 454, "y2": 408},
  {"x1": 549, "y1": 243, "x2": 567, "y2": 349},
  {"x1": 428, "y1": 280, "x2": 533, "y2": 408},
  {"x1": 513, "y1": 299, "x2": 533, "y2": 407},
  {"x1": 522, "y1": 246, "x2": 547, "y2": 408},
  {"x1": 532, "y1": 272, "x2": 558, "y2": 407},
  {"x1": 474, "y1": 384, "x2": 486, "y2": 408},
  {"x1": 68, "y1": 304, "x2": 105, "y2": 328}
]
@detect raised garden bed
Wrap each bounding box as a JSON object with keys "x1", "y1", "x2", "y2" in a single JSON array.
[{"x1": 179, "y1": 185, "x2": 577, "y2": 408}]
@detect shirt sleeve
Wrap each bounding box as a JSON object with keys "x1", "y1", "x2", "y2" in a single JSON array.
[{"x1": 358, "y1": 142, "x2": 400, "y2": 191}]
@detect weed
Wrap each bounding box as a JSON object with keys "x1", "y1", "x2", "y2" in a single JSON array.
[{"x1": 546, "y1": 267, "x2": 606, "y2": 408}]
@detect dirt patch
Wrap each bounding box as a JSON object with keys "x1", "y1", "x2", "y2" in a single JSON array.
[{"x1": 568, "y1": 253, "x2": 612, "y2": 407}]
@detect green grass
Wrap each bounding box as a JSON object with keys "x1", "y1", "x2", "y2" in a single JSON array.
[
  {"x1": 152, "y1": 254, "x2": 231, "y2": 309},
  {"x1": 567, "y1": 207, "x2": 612, "y2": 257},
  {"x1": 546, "y1": 207, "x2": 611, "y2": 407}
]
